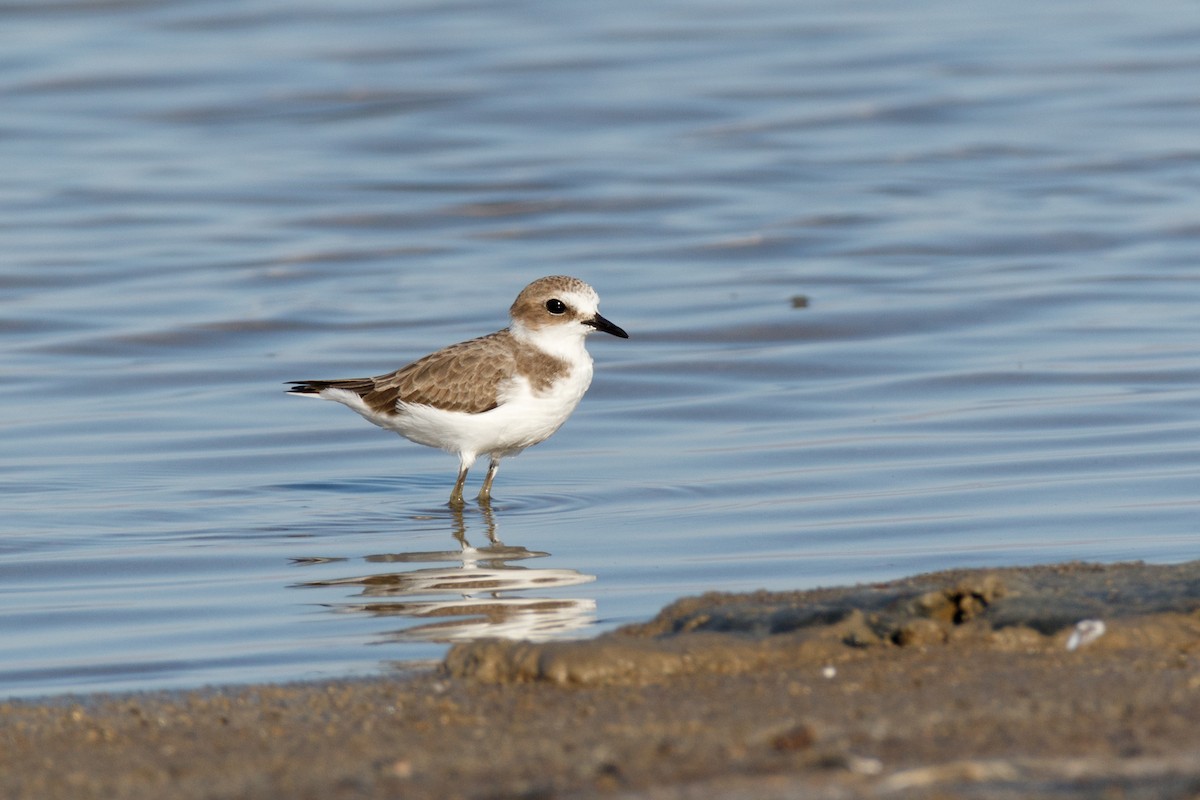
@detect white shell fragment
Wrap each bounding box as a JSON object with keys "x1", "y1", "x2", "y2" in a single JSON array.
[{"x1": 1065, "y1": 619, "x2": 1106, "y2": 651}]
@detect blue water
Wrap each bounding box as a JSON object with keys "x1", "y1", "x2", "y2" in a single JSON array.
[{"x1": 2, "y1": 0, "x2": 1199, "y2": 698}]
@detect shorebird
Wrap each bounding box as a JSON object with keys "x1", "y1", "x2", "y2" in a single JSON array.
[{"x1": 287, "y1": 275, "x2": 627, "y2": 506}]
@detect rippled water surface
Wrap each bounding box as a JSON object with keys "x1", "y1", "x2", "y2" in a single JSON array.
[{"x1": 3, "y1": 0, "x2": 1199, "y2": 698}]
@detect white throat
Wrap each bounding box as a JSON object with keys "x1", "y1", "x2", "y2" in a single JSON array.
[{"x1": 511, "y1": 319, "x2": 593, "y2": 365}]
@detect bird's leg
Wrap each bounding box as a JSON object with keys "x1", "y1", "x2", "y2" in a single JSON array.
[
  {"x1": 449, "y1": 463, "x2": 469, "y2": 508},
  {"x1": 477, "y1": 458, "x2": 501, "y2": 504}
]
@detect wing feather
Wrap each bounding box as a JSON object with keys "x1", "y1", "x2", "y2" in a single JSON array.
[{"x1": 288, "y1": 330, "x2": 536, "y2": 415}]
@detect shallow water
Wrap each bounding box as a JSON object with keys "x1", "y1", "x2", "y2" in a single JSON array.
[{"x1": 2, "y1": 0, "x2": 1199, "y2": 698}]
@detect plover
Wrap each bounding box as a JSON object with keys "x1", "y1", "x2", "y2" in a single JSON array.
[{"x1": 287, "y1": 275, "x2": 628, "y2": 506}]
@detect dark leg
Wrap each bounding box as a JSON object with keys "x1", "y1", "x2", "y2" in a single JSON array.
[
  {"x1": 477, "y1": 458, "x2": 500, "y2": 504},
  {"x1": 449, "y1": 463, "x2": 469, "y2": 507}
]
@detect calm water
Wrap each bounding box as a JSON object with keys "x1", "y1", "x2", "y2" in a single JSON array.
[{"x1": 3, "y1": 0, "x2": 1199, "y2": 698}]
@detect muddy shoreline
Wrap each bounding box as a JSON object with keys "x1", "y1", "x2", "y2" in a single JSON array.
[{"x1": 4, "y1": 560, "x2": 1200, "y2": 799}]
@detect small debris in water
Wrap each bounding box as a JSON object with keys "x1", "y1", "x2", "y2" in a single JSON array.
[{"x1": 790, "y1": 294, "x2": 810, "y2": 309}]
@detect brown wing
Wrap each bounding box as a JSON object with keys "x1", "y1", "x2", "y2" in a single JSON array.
[{"x1": 360, "y1": 331, "x2": 517, "y2": 415}]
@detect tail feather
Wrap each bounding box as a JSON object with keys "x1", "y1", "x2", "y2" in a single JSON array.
[{"x1": 286, "y1": 378, "x2": 373, "y2": 397}]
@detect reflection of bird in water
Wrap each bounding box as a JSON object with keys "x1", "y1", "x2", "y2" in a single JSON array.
[
  {"x1": 291, "y1": 505, "x2": 596, "y2": 642},
  {"x1": 286, "y1": 276, "x2": 627, "y2": 506}
]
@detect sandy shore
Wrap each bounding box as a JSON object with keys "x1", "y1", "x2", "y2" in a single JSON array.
[{"x1": 4, "y1": 560, "x2": 1200, "y2": 799}]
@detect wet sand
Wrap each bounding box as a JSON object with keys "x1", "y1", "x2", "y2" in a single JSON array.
[{"x1": 4, "y1": 560, "x2": 1200, "y2": 799}]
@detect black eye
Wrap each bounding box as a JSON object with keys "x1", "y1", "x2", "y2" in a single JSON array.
[{"x1": 545, "y1": 298, "x2": 567, "y2": 315}]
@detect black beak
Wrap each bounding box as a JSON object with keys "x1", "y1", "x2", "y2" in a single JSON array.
[{"x1": 584, "y1": 312, "x2": 629, "y2": 339}]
